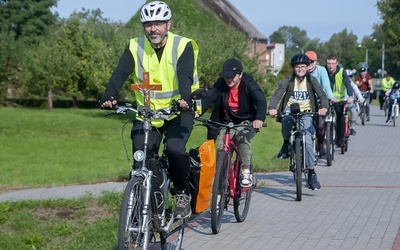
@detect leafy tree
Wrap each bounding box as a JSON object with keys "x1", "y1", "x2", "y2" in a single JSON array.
[
  {"x1": 0, "y1": 0, "x2": 57, "y2": 43},
  {"x1": 320, "y1": 29, "x2": 359, "y2": 69},
  {"x1": 377, "y1": 0, "x2": 400, "y2": 78}
]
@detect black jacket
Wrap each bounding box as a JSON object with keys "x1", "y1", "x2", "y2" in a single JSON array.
[{"x1": 201, "y1": 73, "x2": 267, "y2": 139}]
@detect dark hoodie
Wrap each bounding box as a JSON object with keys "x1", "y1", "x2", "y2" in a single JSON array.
[{"x1": 201, "y1": 73, "x2": 267, "y2": 139}]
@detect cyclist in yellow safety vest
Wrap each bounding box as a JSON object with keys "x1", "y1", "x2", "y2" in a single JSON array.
[
  {"x1": 99, "y1": 1, "x2": 199, "y2": 219},
  {"x1": 380, "y1": 74, "x2": 395, "y2": 110},
  {"x1": 325, "y1": 54, "x2": 354, "y2": 148}
]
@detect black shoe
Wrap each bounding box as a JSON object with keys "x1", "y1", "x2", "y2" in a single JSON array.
[
  {"x1": 380, "y1": 106, "x2": 383, "y2": 110},
  {"x1": 366, "y1": 116, "x2": 370, "y2": 122},
  {"x1": 308, "y1": 172, "x2": 321, "y2": 190},
  {"x1": 174, "y1": 193, "x2": 192, "y2": 219},
  {"x1": 277, "y1": 143, "x2": 290, "y2": 159},
  {"x1": 318, "y1": 147, "x2": 326, "y2": 158},
  {"x1": 350, "y1": 128, "x2": 356, "y2": 136},
  {"x1": 386, "y1": 117, "x2": 390, "y2": 123}
]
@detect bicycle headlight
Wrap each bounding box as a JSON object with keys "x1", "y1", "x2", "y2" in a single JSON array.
[{"x1": 133, "y1": 150, "x2": 145, "y2": 162}]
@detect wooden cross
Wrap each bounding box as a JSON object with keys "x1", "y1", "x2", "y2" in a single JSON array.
[{"x1": 131, "y1": 72, "x2": 162, "y2": 106}]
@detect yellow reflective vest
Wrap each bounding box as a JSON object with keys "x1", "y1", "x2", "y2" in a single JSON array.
[
  {"x1": 332, "y1": 68, "x2": 346, "y2": 102},
  {"x1": 129, "y1": 32, "x2": 199, "y2": 127}
]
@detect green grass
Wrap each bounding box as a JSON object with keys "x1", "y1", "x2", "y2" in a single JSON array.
[
  {"x1": 0, "y1": 107, "x2": 287, "y2": 192},
  {"x1": 0, "y1": 192, "x2": 121, "y2": 249}
]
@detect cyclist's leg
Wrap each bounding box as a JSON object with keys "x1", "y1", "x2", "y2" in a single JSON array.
[
  {"x1": 233, "y1": 127, "x2": 256, "y2": 186},
  {"x1": 164, "y1": 112, "x2": 194, "y2": 218},
  {"x1": 348, "y1": 103, "x2": 357, "y2": 135},
  {"x1": 387, "y1": 98, "x2": 394, "y2": 122},
  {"x1": 315, "y1": 116, "x2": 326, "y2": 156},
  {"x1": 278, "y1": 114, "x2": 294, "y2": 159},
  {"x1": 379, "y1": 91, "x2": 385, "y2": 109},
  {"x1": 300, "y1": 116, "x2": 320, "y2": 190},
  {"x1": 333, "y1": 103, "x2": 344, "y2": 146},
  {"x1": 300, "y1": 116, "x2": 316, "y2": 169},
  {"x1": 365, "y1": 95, "x2": 371, "y2": 121}
]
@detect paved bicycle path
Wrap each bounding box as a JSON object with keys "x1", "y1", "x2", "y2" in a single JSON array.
[
  {"x1": 1, "y1": 105, "x2": 399, "y2": 249},
  {"x1": 182, "y1": 105, "x2": 400, "y2": 250}
]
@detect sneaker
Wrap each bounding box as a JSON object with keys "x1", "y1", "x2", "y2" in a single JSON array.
[
  {"x1": 350, "y1": 128, "x2": 356, "y2": 136},
  {"x1": 174, "y1": 193, "x2": 192, "y2": 219},
  {"x1": 308, "y1": 171, "x2": 321, "y2": 190},
  {"x1": 277, "y1": 142, "x2": 290, "y2": 159},
  {"x1": 386, "y1": 117, "x2": 390, "y2": 123},
  {"x1": 241, "y1": 169, "x2": 253, "y2": 187},
  {"x1": 366, "y1": 116, "x2": 370, "y2": 122},
  {"x1": 318, "y1": 147, "x2": 326, "y2": 158}
]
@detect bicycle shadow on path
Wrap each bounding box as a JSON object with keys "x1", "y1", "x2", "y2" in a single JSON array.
[
  {"x1": 254, "y1": 173, "x2": 315, "y2": 201},
  {"x1": 186, "y1": 210, "x2": 238, "y2": 236}
]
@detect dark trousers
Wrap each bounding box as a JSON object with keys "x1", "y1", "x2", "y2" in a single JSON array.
[
  {"x1": 333, "y1": 102, "x2": 346, "y2": 145},
  {"x1": 315, "y1": 116, "x2": 326, "y2": 150},
  {"x1": 131, "y1": 111, "x2": 194, "y2": 194},
  {"x1": 379, "y1": 91, "x2": 386, "y2": 108}
]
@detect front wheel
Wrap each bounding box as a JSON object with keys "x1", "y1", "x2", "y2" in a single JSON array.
[
  {"x1": 234, "y1": 163, "x2": 252, "y2": 222},
  {"x1": 118, "y1": 175, "x2": 150, "y2": 250},
  {"x1": 393, "y1": 104, "x2": 398, "y2": 127},
  {"x1": 360, "y1": 106, "x2": 366, "y2": 126},
  {"x1": 294, "y1": 137, "x2": 302, "y2": 201},
  {"x1": 211, "y1": 150, "x2": 229, "y2": 234}
]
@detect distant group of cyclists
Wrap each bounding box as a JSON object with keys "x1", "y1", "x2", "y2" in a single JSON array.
[{"x1": 98, "y1": 1, "x2": 400, "y2": 229}]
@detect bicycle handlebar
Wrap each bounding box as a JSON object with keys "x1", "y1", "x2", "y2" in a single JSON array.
[{"x1": 195, "y1": 117, "x2": 266, "y2": 131}]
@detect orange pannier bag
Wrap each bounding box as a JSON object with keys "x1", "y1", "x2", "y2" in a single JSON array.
[{"x1": 189, "y1": 139, "x2": 216, "y2": 214}]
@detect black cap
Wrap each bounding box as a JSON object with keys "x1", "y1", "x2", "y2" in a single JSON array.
[
  {"x1": 360, "y1": 67, "x2": 367, "y2": 72},
  {"x1": 219, "y1": 58, "x2": 243, "y2": 78}
]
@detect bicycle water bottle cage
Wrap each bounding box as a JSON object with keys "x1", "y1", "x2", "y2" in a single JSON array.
[{"x1": 290, "y1": 103, "x2": 301, "y2": 114}]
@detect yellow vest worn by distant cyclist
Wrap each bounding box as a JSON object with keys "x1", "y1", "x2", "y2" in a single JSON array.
[
  {"x1": 332, "y1": 68, "x2": 346, "y2": 102},
  {"x1": 129, "y1": 32, "x2": 200, "y2": 127}
]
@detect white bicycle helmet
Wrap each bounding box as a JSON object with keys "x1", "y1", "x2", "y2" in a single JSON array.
[{"x1": 140, "y1": 1, "x2": 172, "y2": 23}]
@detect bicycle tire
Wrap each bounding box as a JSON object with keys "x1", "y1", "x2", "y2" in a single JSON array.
[
  {"x1": 211, "y1": 150, "x2": 229, "y2": 234},
  {"x1": 234, "y1": 162, "x2": 252, "y2": 222},
  {"x1": 393, "y1": 105, "x2": 397, "y2": 127},
  {"x1": 325, "y1": 121, "x2": 332, "y2": 166},
  {"x1": 295, "y1": 137, "x2": 302, "y2": 201},
  {"x1": 361, "y1": 106, "x2": 366, "y2": 126},
  {"x1": 118, "y1": 175, "x2": 150, "y2": 250}
]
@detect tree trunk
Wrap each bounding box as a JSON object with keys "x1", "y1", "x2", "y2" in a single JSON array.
[
  {"x1": 47, "y1": 87, "x2": 53, "y2": 110},
  {"x1": 72, "y1": 96, "x2": 78, "y2": 108}
]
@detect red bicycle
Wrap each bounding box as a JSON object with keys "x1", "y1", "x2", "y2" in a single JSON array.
[{"x1": 195, "y1": 118, "x2": 261, "y2": 234}]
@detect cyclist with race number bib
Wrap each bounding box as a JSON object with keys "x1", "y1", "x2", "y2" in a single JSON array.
[
  {"x1": 385, "y1": 81, "x2": 400, "y2": 123},
  {"x1": 268, "y1": 54, "x2": 328, "y2": 190},
  {"x1": 99, "y1": 1, "x2": 199, "y2": 219},
  {"x1": 200, "y1": 58, "x2": 267, "y2": 187}
]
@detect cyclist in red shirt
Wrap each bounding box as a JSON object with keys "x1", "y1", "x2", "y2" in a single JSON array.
[{"x1": 355, "y1": 67, "x2": 374, "y2": 121}]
